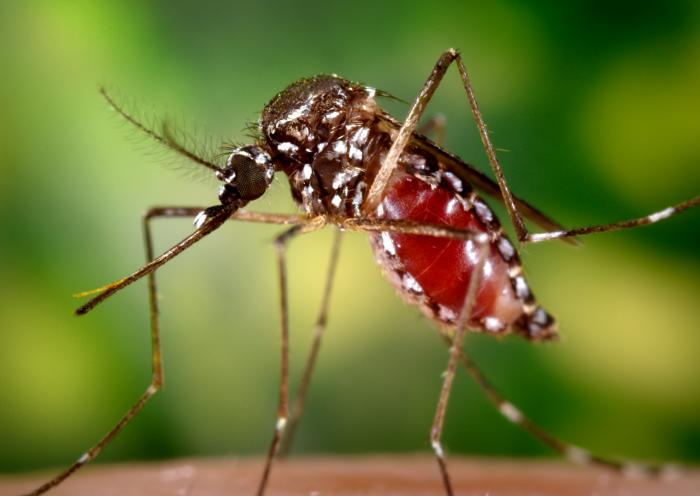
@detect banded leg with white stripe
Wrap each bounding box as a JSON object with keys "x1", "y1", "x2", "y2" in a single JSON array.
[
  {"x1": 24, "y1": 207, "x2": 317, "y2": 496},
  {"x1": 22, "y1": 206, "x2": 205, "y2": 496},
  {"x1": 438, "y1": 330, "x2": 671, "y2": 477},
  {"x1": 448, "y1": 48, "x2": 700, "y2": 244},
  {"x1": 429, "y1": 233, "x2": 490, "y2": 496},
  {"x1": 279, "y1": 229, "x2": 343, "y2": 457},
  {"x1": 256, "y1": 220, "x2": 327, "y2": 496}
]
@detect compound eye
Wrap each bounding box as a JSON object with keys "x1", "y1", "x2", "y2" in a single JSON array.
[{"x1": 226, "y1": 147, "x2": 274, "y2": 201}]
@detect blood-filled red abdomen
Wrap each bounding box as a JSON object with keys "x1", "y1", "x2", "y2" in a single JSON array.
[{"x1": 370, "y1": 173, "x2": 524, "y2": 334}]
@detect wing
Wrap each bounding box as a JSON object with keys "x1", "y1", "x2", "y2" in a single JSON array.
[{"x1": 377, "y1": 112, "x2": 576, "y2": 244}]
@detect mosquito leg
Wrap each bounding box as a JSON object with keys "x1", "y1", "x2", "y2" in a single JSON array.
[
  {"x1": 436, "y1": 331, "x2": 667, "y2": 476},
  {"x1": 257, "y1": 221, "x2": 326, "y2": 495},
  {"x1": 524, "y1": 195, "x2": 700, "y2": 243},
  {"x1": 363, "y1": 50, "x2": 460, "y2": 213},
  {"x1": 446, "y1": 52, "x2": 700, "y2": 243},
  {"x1": 279, "y1": 229, "x2": 344, "y2": 457},
  {"x1": 136, "y1": 207, "x2": 315, "y2": 227},
  {"x1": 338, "y1": 216, "x2": 484, "y2": 241},
  {"x1": 233, "y1": 210, "x2": 314, "y2": 226},
  {"x1": 417, "y1": 114, "x2": 447, "y2": 147},
  {"x1": 23, "y1": 388, "x2": 162, "y2": 496},
  {"x1": 429, "y1": 236, "x2": 490, "y2": 496},
  {"x1": 23, "y1": 206, "x2": 213, "y2": 496}
]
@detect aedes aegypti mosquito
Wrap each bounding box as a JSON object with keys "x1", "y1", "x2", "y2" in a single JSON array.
[{"x1": 23, "y1": 49, "x2": 700, "y2": 496}]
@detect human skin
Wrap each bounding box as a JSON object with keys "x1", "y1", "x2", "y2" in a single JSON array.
[{"x1": 3, "y1": 456, "x2": 699, "y2": 496}]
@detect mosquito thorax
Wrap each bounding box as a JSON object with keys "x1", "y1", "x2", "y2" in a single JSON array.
[
  {"x1": 259, "y1": 75, "x2": 381, "y2": 216},
  {"x1": 216, "y1": 145, "x2": 274, "y2": 206}
]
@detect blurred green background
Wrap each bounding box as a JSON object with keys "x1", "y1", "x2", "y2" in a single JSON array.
[{"x1": 1, "y1": 0, "x2": 699, "y2": 477}]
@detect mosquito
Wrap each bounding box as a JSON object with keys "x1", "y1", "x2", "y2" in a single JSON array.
[{"x1": 22, "y1": 48, "x2": 699, "y2": 496}]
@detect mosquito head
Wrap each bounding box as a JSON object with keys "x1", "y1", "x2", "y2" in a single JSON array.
[{"x1": 216, "y1": 145, "x2": 274, "y2": 206}]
